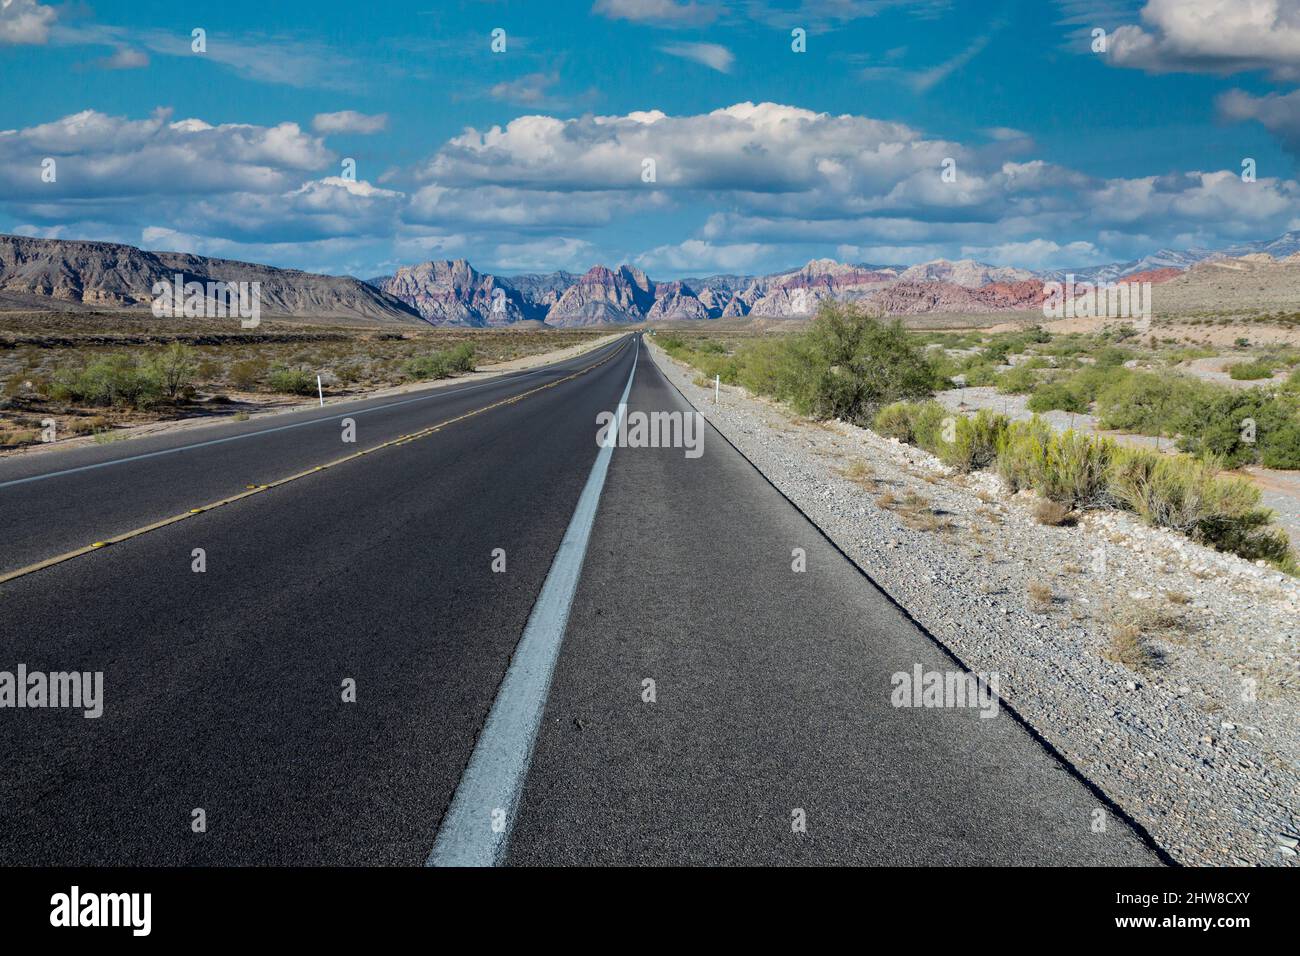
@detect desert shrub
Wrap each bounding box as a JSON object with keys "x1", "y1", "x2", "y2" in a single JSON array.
[
  {"x1": 0, "y1": 428, "x2": 38, "y2": 447},
  {"x1": 1037, "y1": 430, "x2": 1115, "y2": 508},
  {"x1": 1093, "y1": 346, "x2": 1133, "y2": 368},
  {"x1": 1095, "y1": 370, "x2": 1201, "y2": 435},
  {"x1": 267, "y1": 365, "x2": 318, "y2": 395},
  {"x1": 940, "y1": 410, "x2": 1009, "y2": 473},
  {"x1": 1227, "y1": 360, "x2": 1275, "y2": 381},
  {"x1": 733, "y1": 337, "x2": 804, "y2": 400},
  {"x1": 794, "y1": 303, "x2": 939, "y2": 425},
  {"x1": 49, "y1": 353, "x2": 165, "y2": 409},
  {"x1": 1027, "y1": 381, "x2": 1089, "y2": 414},
  {"x1": 1033, "y1": 498, "x2": 1073, "y2": 526},
  {"x1": 1066, "y1": 364, "x2": 1131, "y2": 404},
  {"x1": 995, "y1": 365, "x2": 1038, "y2": 395},
  {"x1": 908, "y1": 401, "x2": 949, "y2": 454},
  {"x1": 1260, "y1": 420, "x2": 1300, "y2": 470},
  {"x1": 995, "y1": 421, "x2": 1112, "y2": 507},
  {"x1": 145, "y1": 343, "x2": 198, "y2": 400},
  {"x1": 404, "y1": 352, "x2": 452, "y2": 381},
  {"x1": 873, "y1": 401, "x2": 917, "y2": 442},
  {"x1": 1174, "y1": 388, "x2": 1298, "y2": 468},
  {"x1": 445, "y1": 342, "x2": 476, "y2": 373},
  {"x1": 228, "y1": 359, "x2": 266, "y2": 390},
  {"x1": 996, "y1": 417, "x2": 1054, "y2": 493},
  {"x1": 1108, "y1": 448, "x2": 1290, "y2": 561},
  {"x1": 958, "y1": 360, "x2": 1000, "y2": 387}
]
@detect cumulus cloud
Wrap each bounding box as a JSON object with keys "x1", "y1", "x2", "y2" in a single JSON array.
[
  {"x1": 1103, "y1": 0, "x2": 1300, "y2": 79},
  {"x1": 0, "y1": 0, "x2": 56, "y2": 45},
  {"x1": 3, "y1": 100, "x2": 1297, "y2": 276},
  {"x1": 0, "y1": 109, "x2": 332, "y2": 206},
  {"x1": 312, "y1": 111, "x2": 389, "y2": 135},
  {"x1": 658, "y1": 41, "x2": 734, "y2": 72}
]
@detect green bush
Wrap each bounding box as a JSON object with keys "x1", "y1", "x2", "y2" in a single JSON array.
[
  {"x1": 995, "y1": 421, "x2": 1113, "y2": 508},
  {"x1": 1027, "y1": 382, "x2": 1088, "y2": 414},
  {"x1": 909, "y1": 401, "x2": 949, "y2": 454},
  {"x1": 1227, "y1": 360, "x2": 1274, "y2": 381},
  {"x1": 445, "y1": 342, "x2": 476, "y2": 373},
  {"x1": 228, "y1": 358, "x2": 266, "y2": 390},
  {"x1": 267, "y1": 365, "x2": 318, "y2": 395},
  {"x1": 996, "y1": 417, "x2": 1053, "y2": 493},
  {"x1": 873, "y1": 401, "x2": 917, "y2": 442},
  {"x1": 995, "y1": 365, "x2": 1038, "y2": 395},
  {"x1": 1173, "y1": 388, "x2": 1298, "y2": 468},
  {"x1": 786, "y1": 302, "x2": 938, "y2": 425},
  {"x1": 404, "y1": 353, "x2": 451, "y2": 380},
  {"x1": 1108, "y1": 448, "x2": 1290, "y2": 561},
  {"x1": 50, "y1": 353, "x2": 165, "y2": 408},
  {"x1": 1038, "y1": 430, "x2": 1115, "y2": 508},
  {"x1": 940, "y1": 410, "x2": 1009, "y2": 473},
  {"x1": 1093, "y1": 346, "x2": 1133, "y2": 368},
  {"x1": 1095, "y1": 370, "x2": 1200, "y2": 435},
  {"x1": 146, "y1": 343, "x2": 198, "y2": 400},
  {"x1": 1260, "y1": 420, "x2": 1300, "y2": 470}
]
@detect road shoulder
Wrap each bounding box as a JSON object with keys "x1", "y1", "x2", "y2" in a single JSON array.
[{"x1": 647, "y1": 340, "x2": 1300, "y2": 868}]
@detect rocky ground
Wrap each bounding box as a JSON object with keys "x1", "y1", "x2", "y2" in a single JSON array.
[{"x1": 650, "y1": 341, "x2": 1300, "y2": 867}]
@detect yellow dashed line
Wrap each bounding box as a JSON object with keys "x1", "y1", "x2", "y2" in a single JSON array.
[{"x1": 0, "y1": 339, "x2": 630, "y2": 586}]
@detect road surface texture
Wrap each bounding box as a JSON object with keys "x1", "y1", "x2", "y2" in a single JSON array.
[{"x1": 0, "y1": 333, "x2": 1161, "y2": 865}]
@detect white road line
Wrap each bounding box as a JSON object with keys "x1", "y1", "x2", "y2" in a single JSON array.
[
  {"x1": 427, "y1": 335, "x2": 639, "y2": 867},
  {"x1": 0, "y1": 341, "x2": 619, "y2": 491}
]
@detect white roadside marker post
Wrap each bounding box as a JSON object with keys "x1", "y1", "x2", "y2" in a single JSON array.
[
  {"x1": 317, "y1": 375, "x2": 324, "y2": 407},
  {"x1": 714, "y1": 374, "x2": 719, "y2": 404}
]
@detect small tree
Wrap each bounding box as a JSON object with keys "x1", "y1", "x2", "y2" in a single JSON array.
[
  {"x1": 800, "y1": 301, "x2": 937, "y2": 425},
  {"x1": 148, "y1": 342, "x2": 199, "y2": 401}
]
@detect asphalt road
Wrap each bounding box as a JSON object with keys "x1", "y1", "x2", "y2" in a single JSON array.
[{"x1": 0, "y1": 333, "x2": 1162, "y2": 865}]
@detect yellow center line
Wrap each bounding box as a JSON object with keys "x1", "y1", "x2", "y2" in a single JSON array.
[{"x1": 0, "y1": 338, "x2": 631, "y2": 586}]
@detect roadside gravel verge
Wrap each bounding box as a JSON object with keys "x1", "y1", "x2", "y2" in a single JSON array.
[{"x1": 649, "y1": 340, "x2": 1300, "y2": 867}]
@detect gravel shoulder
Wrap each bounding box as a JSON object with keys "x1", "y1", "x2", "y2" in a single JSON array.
[{"x1": 650, "y1": 341, "x2": 1300, "y2": 867}]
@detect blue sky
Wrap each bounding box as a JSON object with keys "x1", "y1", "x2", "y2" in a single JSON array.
[{"x1": 2, "y1": 0, "x2": 1300, "y2": 279}]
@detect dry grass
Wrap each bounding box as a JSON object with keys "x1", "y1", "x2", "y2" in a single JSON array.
[
  {"x1": 1105, "y1": 624, "x2": 1164, "y2": 670},
  {"x1": 877, "y1": 489, "x2": 956, "y2": 532},
  {"x1": 1026, "y1": 580, "x2": 1054, "y2": 613},
  {"x1": 1033, "y1": 498, "x2": 1074, "y2": 527}
]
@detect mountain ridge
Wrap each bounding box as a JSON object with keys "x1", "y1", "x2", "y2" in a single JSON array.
[{"x1": 8, "y1": 230, "x2": 1300, "y2": 326}]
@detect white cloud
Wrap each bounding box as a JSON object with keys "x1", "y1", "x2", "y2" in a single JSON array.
[
  {"x1": 97, "y1": 46, "x2": 148, "y2": 70},
  {"x1": 911, "y1": 24, "x2": 999, "y2": 92},
  {"x1": 636, "y1": 239, "x2": 773, "y2": 272},
  {"x1": 1218, "y1": 87, "x2": 1300, "y2": 154},
  {"x1": 490, "y1": 237, "x2": 595, "y2": 272},
  {"x1": 960, "y1": 238, "x2": 1102, "y2": 268},
  {"x1": 0, "y1": 0, "x2": 56, "y2": 45},
  {"x1": 593, "y1": 0, "x2": 720, "y2": 26},
  {"x1": 0, "y1": 109, "x2": 332, "y2": 205},
  {"x1": 658, "y1": 42, "x2": 734, "y2": 72},
  {"x1": 488, "y1": 72, "x2": 562, "y2": 106},
  {"x1": 1104, "y1": 0, "x2": 1300, "y2": 79},
  {"x1": 312, "y1": 111, "x2": 389, "y2": 135}
]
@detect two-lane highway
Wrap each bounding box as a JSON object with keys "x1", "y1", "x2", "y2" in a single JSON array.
[{"x1": 0, "y1": 332, "x2": 1163, "y2": 865}]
